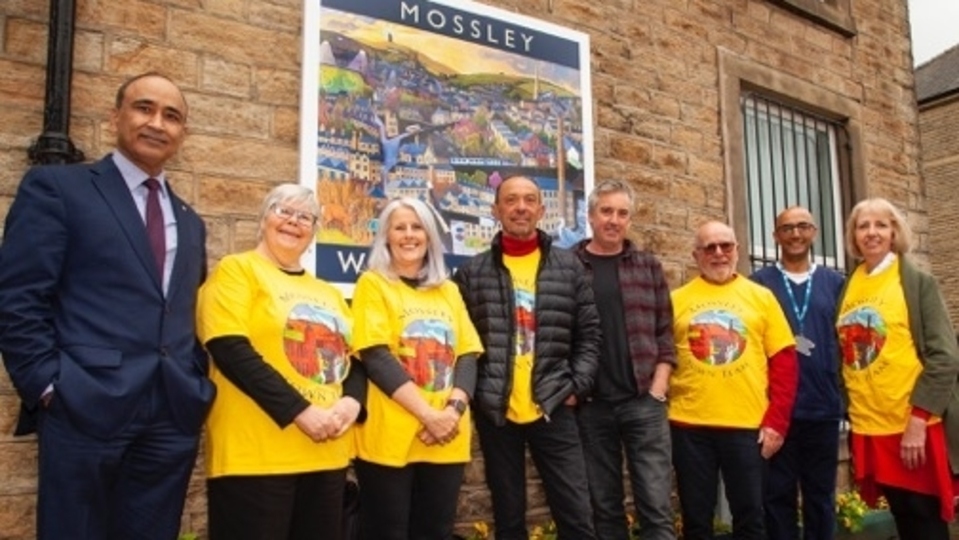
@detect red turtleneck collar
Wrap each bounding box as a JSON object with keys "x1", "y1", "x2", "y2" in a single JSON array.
[{"x1": 501, "y1": 234, "x2": 539, "y2": 256}]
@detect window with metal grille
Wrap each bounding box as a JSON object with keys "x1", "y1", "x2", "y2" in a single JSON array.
[{"x1": 742, "y1": 92, "x2": 851, "y2": 272}]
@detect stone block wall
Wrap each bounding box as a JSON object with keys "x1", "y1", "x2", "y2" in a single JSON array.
[
  {"x1": 920, "y1": 95, "x2": 959, "y2": 323},
  {"x1": 0, "y1": 0, "x2": 923, "y2": 537}
]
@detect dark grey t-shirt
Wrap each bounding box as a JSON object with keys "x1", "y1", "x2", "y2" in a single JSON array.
[{"x1": 585, "y1": 251, "x2": 637, "y2": 403}]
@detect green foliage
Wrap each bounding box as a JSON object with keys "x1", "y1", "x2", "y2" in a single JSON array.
[{"x1": 320, "y1": 66, "x2": 369, "y2": 95}]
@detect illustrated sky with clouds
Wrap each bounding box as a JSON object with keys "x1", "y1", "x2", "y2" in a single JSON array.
[
  {"x1": 320, "y1": 9, "x2": 582, "y2": 94},
  {"x1": 289, "y1": 304, "x2": 344, "y2": 331},
  {"x1": 514, "y1": 289, "x2": 534, "y2": 308},
  {"x1": 404, "y1": 319, "x2": 452, "y2": 342},
  {"x1": 838, "y1": 308, "x2": 887, "y2": 334},
  {"x1": 693, "y1": 310, "x2": 745, "y2": 334}
]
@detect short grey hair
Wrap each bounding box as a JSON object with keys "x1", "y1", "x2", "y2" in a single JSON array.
[
  {"x1": 844, "y1": 197, "x2": 912, "y2": 259},
  {"x1": 366, "y1": 197, "x2": 448, "y2": 288},
  {"x1": 257, "y1": 183, "x2": 320, "y2": 240},
  {"x1": 587, "y1": 179, "x2": 636, "y2": 214}
]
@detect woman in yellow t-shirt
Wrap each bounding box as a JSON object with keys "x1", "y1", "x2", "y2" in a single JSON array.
[
  {"x1": 837, "y1": 197, "x2": 959, "y2": 540},
  {"x1": 351, "y1": 197, "x2": 483, "y2": 540},
  {"x1": 197, "y1": 184, "x2": 364, "y2": 540}
]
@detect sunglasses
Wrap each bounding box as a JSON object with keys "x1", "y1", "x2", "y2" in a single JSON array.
[{"x1": 696, "y1": 242, "x2": 737, "y2": 255}]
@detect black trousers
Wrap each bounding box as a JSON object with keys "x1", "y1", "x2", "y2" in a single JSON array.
[
  {"x1": 475, "y1": 406, "x2": 596, "y2": 540},
  {"x1": 880, "y1": 484, "x2": 950, "y2": 540},
  {"x1": 354, "y1": 459, "x2": 465, "y2": 540},
  {"x1": 207, "y1": 469, "x2": 348, "y2": 540}
]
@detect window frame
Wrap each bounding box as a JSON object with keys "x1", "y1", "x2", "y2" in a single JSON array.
[
  {"x1": 766, "y1": 0, "x2": 857, "y2": 37},
  {"x1": 741, "y1": 93, "x2": 847, "y2": 270},
  {"x1": 718, "y1": 49, "x2": 866, "y2": 275}
]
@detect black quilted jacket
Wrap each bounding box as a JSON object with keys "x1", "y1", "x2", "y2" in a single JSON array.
[{"x1": 452, "y1": 231, "x2": 601, "y2": 426}]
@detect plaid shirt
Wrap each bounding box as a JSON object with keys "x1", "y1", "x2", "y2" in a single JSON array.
[{"x1": 574, "y1": 239, "x2": 676, "y2": 394}]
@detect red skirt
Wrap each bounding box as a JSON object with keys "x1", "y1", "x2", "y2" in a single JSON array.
[{"x1": 851, "y1": 423, "x2": 959, "y2": 521}]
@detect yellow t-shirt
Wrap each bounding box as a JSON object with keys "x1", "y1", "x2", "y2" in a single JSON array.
[
  {"x1": 197, "y1": 250, "x2": 355, "y2": 477},
  {"x1": 503, "y1": 251, "x2": 542, "y2": 424},
  {"x1": 670, "y1": 275, "x2": 795, "y2": 428},
  {"x1": 837, "y1": 259, "x2": 932, "y2": 435},
  {"x1": 351, "y1": 271, "x2": 483, "y2": 466}
]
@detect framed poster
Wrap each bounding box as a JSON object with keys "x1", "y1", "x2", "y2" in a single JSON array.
[{"x1": 300, "y1": 0, "x2": 594, "y2": 294}]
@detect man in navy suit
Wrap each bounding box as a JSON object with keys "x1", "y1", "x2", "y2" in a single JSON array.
[{"x1": 0, "y1": 73, "x2": 215, "y2": 539}]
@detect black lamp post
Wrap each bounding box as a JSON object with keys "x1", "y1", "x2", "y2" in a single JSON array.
[{"x1": 27, "y1": 0, "x2": 85, "y2": 165}]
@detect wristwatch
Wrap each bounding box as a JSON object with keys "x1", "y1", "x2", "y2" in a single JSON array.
[{"x1": 446, "y1": 398, "x2": 468, "y2": 416}]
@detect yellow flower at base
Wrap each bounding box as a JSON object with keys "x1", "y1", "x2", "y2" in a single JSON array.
[
  {"x1": 836, "y1": 490, "x2": 871, "y2": 533},
  {"x1": 467, "y1": 521, "x2": 490, "y2": 540}
]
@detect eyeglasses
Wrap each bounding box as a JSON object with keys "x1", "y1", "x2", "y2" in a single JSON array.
[
  {"x1": 271, "y1": 204, "x2": 318, "y2": 227},
  {"x1": 696, "y1": 242, "x2": 737, "y2": 255},
  {"x1": 776, "y1": 222, "x2": 816, "y2": 235}
]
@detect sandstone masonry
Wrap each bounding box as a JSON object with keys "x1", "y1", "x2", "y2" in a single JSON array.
[{"x1": 0, "y1": 0, "x2": 925, "y2": 537}]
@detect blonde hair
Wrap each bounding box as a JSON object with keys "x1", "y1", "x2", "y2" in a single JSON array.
[{"x1": 844, "y1": 197, "x2": 912, "y2": 259}]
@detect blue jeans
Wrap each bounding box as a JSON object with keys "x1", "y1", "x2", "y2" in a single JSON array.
[
  {"x1": 764, "y1": 419, "x2": 840, "y2": 540},
  {"x1": 671, "y1": 425, "x2": 766, "y2": 540},
  {"x1": 475, "y1": 405, "x2": 597, "y2": 540},
  {"x1": 578, "y1": 396, "x2": 675, "y2": 540}
]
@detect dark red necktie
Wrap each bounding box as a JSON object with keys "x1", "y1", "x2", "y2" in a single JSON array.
[{"x1": 144, "y1": 178, "x2": 165, "y2": 278}]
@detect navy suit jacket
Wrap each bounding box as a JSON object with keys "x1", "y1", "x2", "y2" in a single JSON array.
[{"x1": 0, "y1": 156, "x2": 215, "y2": 439}]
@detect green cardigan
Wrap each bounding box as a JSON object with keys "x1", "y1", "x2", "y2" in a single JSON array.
[
  {"x1": 900, "y1": 257, "x2": 959, "y2": 473},
  {"x1": 841, "y1": 256, "x2": 959, "y2": 472}
]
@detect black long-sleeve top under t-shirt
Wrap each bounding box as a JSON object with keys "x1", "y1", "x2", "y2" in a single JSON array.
[
  {"x1": 358, "y1": 276, "x2": 478, "y2": 399},
  {"x1": 204, "y1": 336, "x2": 368, "y2": 428}
]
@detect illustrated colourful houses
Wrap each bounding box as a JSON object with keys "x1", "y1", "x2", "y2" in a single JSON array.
[
  {"x1": 284, "y1": 318, "x2": 348, "y2": 382},
  {"x1": 399, "y1": 333, "x2": 455, "y2": 390},
  {"x1": 515, "y1": 305, "x2": 535, "y2": 355},
  {"x1": 688, "y1": 320, "x2": 746, "y2": 365},
  {"x1": 838, "y1": 316, "x2": 885, "y2": 369}
]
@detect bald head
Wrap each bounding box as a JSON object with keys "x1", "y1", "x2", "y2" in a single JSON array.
[
  {"x1": 692, "y1": 221, "x2": 738, "y2": 284},
  {"x1": 775, "y1": 206, "x2": 814, "y2": 229},
  {"x1": 773, "y1": 206, "x2": 818, "y2": 267},
  {"x1": 695, "y1": 221, "x2": 735, "y2": 247}
]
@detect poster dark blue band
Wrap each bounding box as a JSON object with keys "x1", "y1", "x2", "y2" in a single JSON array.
[{"x1": 320, "y1": 0, "x2": 582, "y2": 68}]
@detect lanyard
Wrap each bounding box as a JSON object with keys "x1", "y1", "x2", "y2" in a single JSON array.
[{"x1": 777, "y1": 263, "x2": 813, "y2": 335}]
